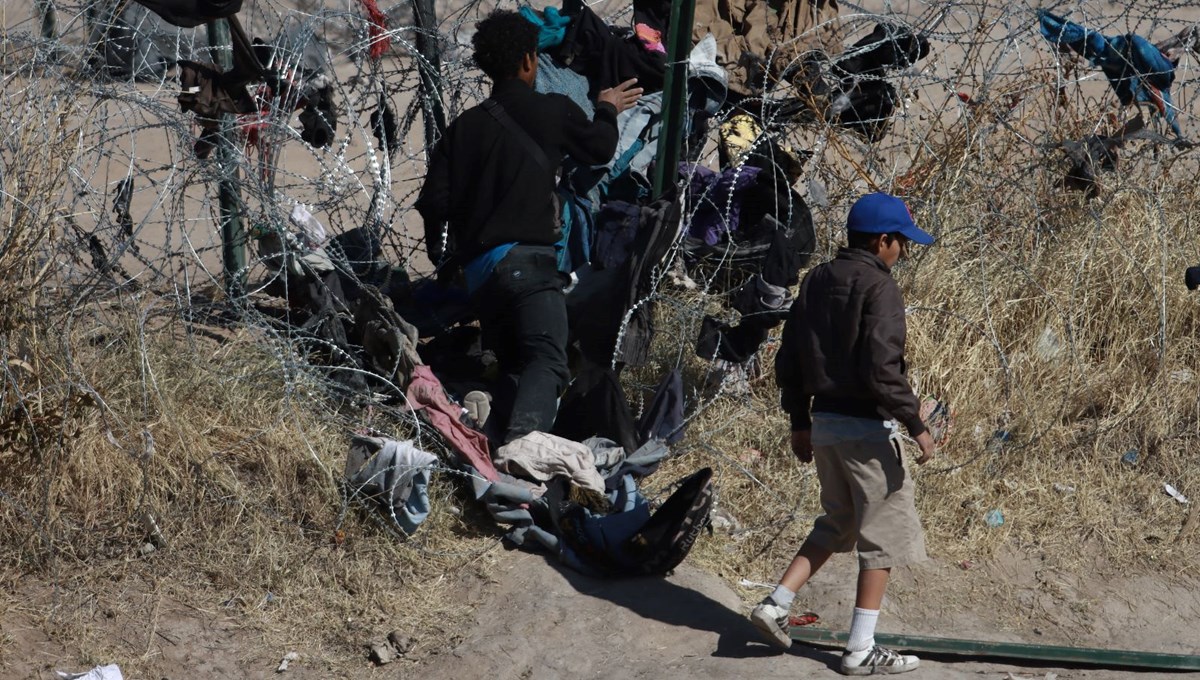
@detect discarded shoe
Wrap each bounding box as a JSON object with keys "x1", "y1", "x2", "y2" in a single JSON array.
[
  {"x1": 841, "y1": 645, "x2": 920, "y2": 676},
  {"x1": 463, "y1": 391, "x2": 491, "y2": 428}
]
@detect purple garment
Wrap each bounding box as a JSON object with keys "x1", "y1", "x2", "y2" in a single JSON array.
[
  {"x1": 593, "y1": 201, "x2": 642, "y2": 271},
  {"x1": 681, "y1": 163, "x2": 763, "y2": 245}
]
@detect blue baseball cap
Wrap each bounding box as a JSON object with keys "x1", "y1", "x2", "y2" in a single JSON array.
[{"x1": 846, "y1": 192, "x2": 935, "y2": 245}]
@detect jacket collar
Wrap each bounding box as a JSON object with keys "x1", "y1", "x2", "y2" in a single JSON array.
[
  {"x1": 836, "y1": 247, "x2": 891, "y2": 274},
  {"x1": 491, "y1": 78, "x2": 533, "y2": 98}
]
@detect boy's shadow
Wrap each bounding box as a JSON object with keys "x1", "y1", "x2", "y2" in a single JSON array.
[{"x1": 546, "y1": 556, "x2": 840, "y2": 671}]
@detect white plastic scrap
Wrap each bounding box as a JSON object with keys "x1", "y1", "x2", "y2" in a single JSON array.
[
  {"x1": 737, "y1": 578, "x2": 776, "y2": 590},
  {"x1": 1034, "y1": 326, "x2": 1063, "y2": 361},
  {"x1": 1164, "y1": 483, "x2": 1190, "y2": 504},
  {"x1": 277, "y1": 651, "x2": 300, "y2": 673},
  {"x1": 55, "y1": 665, "x2": 123, "y2": 680},
  {"x1": 289, "y1": 203, "x2": 328, "y2": 249}
]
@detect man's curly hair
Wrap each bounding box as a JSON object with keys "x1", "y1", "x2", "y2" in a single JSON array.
[{"x1": 472, "y1": 10, "x2": 539, "y2": 82}]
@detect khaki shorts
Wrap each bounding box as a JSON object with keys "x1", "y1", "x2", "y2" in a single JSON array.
[{"x1": 807, "y1": 414, "x2": 927, "y2": 570}]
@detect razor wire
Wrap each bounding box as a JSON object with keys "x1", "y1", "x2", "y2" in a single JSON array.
[{"x1": 3, "y1": 0, "x2": 1200, "y2": 564}]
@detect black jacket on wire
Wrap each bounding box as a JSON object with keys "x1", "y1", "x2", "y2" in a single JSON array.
[{"x1": 415, "y1": 79, "x2": 619, "y2": 265}]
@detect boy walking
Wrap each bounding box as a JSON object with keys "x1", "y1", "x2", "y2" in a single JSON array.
[{"x1": 752, "y1": 192, "x2": 937, "y2": 675}]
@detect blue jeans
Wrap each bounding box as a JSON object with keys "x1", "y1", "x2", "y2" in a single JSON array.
[{"x1": 475, "y1": 245, "x2": 569, "y2": 444}]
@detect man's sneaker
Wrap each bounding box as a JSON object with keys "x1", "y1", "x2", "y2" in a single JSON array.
[
  {"x1": 840, "y1": 645, "x2": 920, "y2": 675},
  {"x1": 749, "y1": 598, "x2": 792, "y2": 649}
]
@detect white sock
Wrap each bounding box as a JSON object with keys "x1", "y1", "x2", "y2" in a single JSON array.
[
  {"x1": 769, "y1": 584, "x2": 795, "y2": 610},
  {"x1": 846, "y1": 607, "x2": 879, "y2": 653}
]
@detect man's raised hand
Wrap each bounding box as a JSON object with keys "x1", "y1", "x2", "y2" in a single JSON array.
[{"x1": 598, "y1": 78, "x2": 643, "y2": 113}]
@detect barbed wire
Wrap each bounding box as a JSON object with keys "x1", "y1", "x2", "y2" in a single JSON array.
[{"x1": 3, "y1": 0, "x2": 1199, "y2": 567}]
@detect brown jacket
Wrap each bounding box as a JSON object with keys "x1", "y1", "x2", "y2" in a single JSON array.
[{"x1": 775, "y1": 247, "x2": 926, "y2": 436}]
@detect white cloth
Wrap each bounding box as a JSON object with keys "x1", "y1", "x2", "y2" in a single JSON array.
[
  {"x1": 345, "y1": 436, "x2": 439, "y2": 534},
  {"x1": 56, "y1": 665, "x2": 124, "y2": 680},
  {"x1": 495, "y1": 432, "x2": 606, "y2": 494}
]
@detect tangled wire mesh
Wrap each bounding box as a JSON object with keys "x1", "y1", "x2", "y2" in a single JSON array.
[{"x1": 2, "y1": 0, "x2": 1200, "y2": 590}]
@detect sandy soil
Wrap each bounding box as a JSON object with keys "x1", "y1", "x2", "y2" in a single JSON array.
[
  {"x1": 412, "y1": 550, "x2": 1199, "y2": 680},
  {"x1": 5, "y1": 546, "x2": 1198, "y2": 678}
]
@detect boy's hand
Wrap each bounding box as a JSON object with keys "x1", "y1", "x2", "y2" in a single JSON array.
[
  {"x1": 598, "y1": 78, "x2": 643, "y2": 114},
  {"x1": 914, "y1": 431, "x2": 936, "y2": 465},
  {"x1": 791, "y1": 429, "x2": 813, "y2": 464}
]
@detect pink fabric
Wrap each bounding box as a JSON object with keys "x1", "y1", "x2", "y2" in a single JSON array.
[
  {"x1": 635, "y1": 24, "x2": 666, "y2": 54},
  {"x1": 406, "y1": 365, "x2": 498, "y2": 482}
]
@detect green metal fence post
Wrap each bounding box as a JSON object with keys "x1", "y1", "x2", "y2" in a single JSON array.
[
  {"x1": 411, "y1": 0, "x2": 447, "y2": 150},
  {"x1": 206, "y1": 19, "x2": 247, "y2": 299},
  {"x1": 651, "y1": 0, "x2": 697, "y2": 199}
]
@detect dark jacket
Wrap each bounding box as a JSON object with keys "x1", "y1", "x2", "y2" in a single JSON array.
[
  {"x1": 415, "y1": 79, "x2": 619, "y2": 264},
  {"x1": 775, "y1": 247, "x2": 926, "y2": 436}
]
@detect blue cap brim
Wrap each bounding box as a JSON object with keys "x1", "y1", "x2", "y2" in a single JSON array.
[{"x1": 900, "y1": 224, "x2": 936, "y2": 246}]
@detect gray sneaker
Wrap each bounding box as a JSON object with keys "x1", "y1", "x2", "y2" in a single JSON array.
[
  {"x1": 463, "y1": 391, "x2": 491, "y2": 428},
  {"x1": 749, "y1": 598, "x2": 791, "y2": 649},
  {"x1": 840, "y1": 645, "x2": 920, "y2": 675}
]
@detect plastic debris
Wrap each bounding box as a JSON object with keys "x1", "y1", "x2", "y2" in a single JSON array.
[
  {"x1": 959, "y1": 559, "x2": 976, "y2": 570},
  {"x1": 276, "y1": 651, "x2": 299, "y2": 673},
  {"x1": 985, "y1": 509, "x2": 1005, "y2": 527},
  {"x1": 1052, "y1": 483, "x2": 1076, "y2": 494},
  {"x1": 1169, "y1": 369, "x2": 1195, "y2": 384},
  {"x1": 807, "y1": 179, "x2": 829, "y2": 208},
  {"x1": 987, "y1": 430, "x2": 1012, "y2": 453},
  {"x1": 1034, "y1": 326, "x2": 1063, "y2": 361},
  {"x1": 1165, "y1": 483, "x2": 1190, "y2": 504},
  {"x1": 710, "y1": 507, "x2": 742, "y2": 534},
  {"x1": 737, "y1": 578, "x2": 776, "y2": 590},
  {"x1": 289, "y1": 203, "x2": 327, "y2": 249},
  {"x1": 55, "y1": 665, "x2": 123, "y2": 680},
  {"x1": 1122, "y1": 449, "x2": 1139, "y2": 466},
  {"x1": 789, "y1": 612, "x2": 820, "y2": 627}
]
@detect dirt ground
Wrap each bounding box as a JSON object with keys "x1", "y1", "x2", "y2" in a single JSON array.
[
  {"x1": 413, "y1": 551, "x2": 1200, "y2": 680},
  {"x1": 5, "y1": 546, "x2": 1199, "y2": 679}
]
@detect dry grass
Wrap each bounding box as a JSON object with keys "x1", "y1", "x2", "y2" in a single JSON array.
[
  {"x1": 644, "y1": 89, "x2": 1200, "y2": 608},
  {"x1": 0, "y1": 86, "x2": 502, "y2": 676},
  {"x1": 4, "y1": 7, "x2": 1200, "y2": 673}
]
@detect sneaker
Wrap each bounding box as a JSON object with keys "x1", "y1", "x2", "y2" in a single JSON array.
[
  {"x1": 749, "y1": 598, "x2": 792, "y2": 649},
  {"x1": 463, "y1": 391, "x2": 491, "y2": 428},
  {"x1": 840, "y1": 645, "x2": 920, "y2": 676}
]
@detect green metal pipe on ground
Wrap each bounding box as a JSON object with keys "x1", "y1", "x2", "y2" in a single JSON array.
[{"x1": 790, "y1": 627, "x2": 1200, "y2": 671}]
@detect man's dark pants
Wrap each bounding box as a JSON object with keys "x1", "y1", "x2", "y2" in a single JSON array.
[{"x1": 474, "y1": 245, "x2": 569, "y2": 444}]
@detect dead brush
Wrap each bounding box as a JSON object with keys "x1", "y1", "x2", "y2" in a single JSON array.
[{"x1": 0, "y1": 86, "x2": 496, "y2": 675}]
